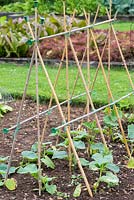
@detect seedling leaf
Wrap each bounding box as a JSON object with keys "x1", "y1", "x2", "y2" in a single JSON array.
[
  {"x1": 128, "y1": 124, "x2": 134, "y2": 139},
  {"x1": 79, "y1": 158, "x2": 90, "y2": 166},
  {"x1": 0, "y1": 156, "x2": 9, "y2": 163},
  {"x1": 45, "y1": 183, "x2": 57, "y2": 195},
  {"x1": 92, "y1": 153, "x2": 113, "y2": 165},
  {"x1": 99, "y1": 172, "x2": 119, "y2": 186},
  {"x1": 0, "y1": 180, "x2": 4, "y2": 187},
  {"x1": 0, "y1": 164, "x2": 16, "y2": 177},
  {"x1": 52, "y1": 151, "x2": 68, "y2": 159},
  {"x1": 89, "y1": 161, "x2": 99, "y2": 171},
  {"x1": 73, "y1": 141, "x2": 86, "y2": 150},
  {"x1": 21, "y1": 151, "x2": 38, "y2": 161},
  {"x1": 17, "y1": 164, "x2": 38, "y2": 174},
  {"x1": 106, "y1": 163, "x2": 120, "y2": 173},
  {"x1": 41, "y1": 156, "x2": 55, "y2": 169},
  {"x1": 73, "y1": 184, "x2": 82, "y2": 197},
  {"x1": 127, "y1": 157, "x2": 134, "y2": 169},
  {"x1": 5, "y1": 178, "x2": 17, "y2": 191},
  {"x1": 91, "y1": 143, "x2": 105, "y2": 153}
]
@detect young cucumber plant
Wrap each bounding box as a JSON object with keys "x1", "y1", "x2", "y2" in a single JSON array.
[
  {"x1": 17, "y1": 141, "x2": 57, "y2": 195},
  {"x1": 89, "y1": 143, "x2": 120, "y2": 192},
  {"x1": 103, "y1": 108, "x2": 123, "y2": 142},
  {"x1": 0, "y1": 156, "x2": 17, "y2": 190}
]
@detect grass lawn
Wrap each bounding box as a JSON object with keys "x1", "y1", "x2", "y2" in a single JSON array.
[
  {"x1": 0, "y1": 63, "x2": 134, "y2": 107},
  {"x1": 95, "y1": 21, "x2": 134, "y2": 32}
]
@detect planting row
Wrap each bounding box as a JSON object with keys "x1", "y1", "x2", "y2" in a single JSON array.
[
  {"x1": 0, "y1": 16, "x2": 134, "y2": 62},
  {"x1": 0, "y1": 106, "x2": 134, "y2": 198},
  {"x1": 0, "y1": 0, "x2": 134, "y2": 16}
]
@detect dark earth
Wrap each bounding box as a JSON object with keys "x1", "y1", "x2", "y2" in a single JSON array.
[{"x1": 0, "y1": 100, "x2": 134, "y2": 200}]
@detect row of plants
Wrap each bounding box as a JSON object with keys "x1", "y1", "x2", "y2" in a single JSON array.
[
  {"x1": 0, "y1": 15, "x2": 134, "y2": 62},
  {"x1": 0, "y1": 106, "x2": 134, "y2": 198},
  {"x1": 0, "y1": 14, "x2": 87, "y2": 58},
  {"x1": 0, "y1": 0, "x2": 105, "y2": 16},
  {"x1": 0, "y1": 0, "x2": 134, "y2": 15}
]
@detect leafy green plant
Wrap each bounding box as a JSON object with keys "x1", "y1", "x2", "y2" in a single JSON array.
[
  {"x1": 89, "y1": 142, "x2": 120, "y2": 192},
  {"x1": 102, "y1": 0, "x2": 134, "y2": 15},
  {"x1": 0, "y1": 0, "x2": 105, "y2": 16},
  {"x1": 0, "y1": 104, "x2": 13, "y2": 118},
  {"x1": 103, "y1": 108, "x2": 123, "y2": 142},
  {"x1": 17, "y1": 142, "x2": 57, "y2": 195},
  {"x1": 17, "y1": 164, "x2": 57, "y2": 194},
  {"x1": 0, "y1": 156, "x2": 17, "y2": 191},
  {"x1": 82, "y1": 121, "x2": 99, "y2": 155},
  {"x1": 0, "y1": 17, "x2": 29, "y2": 58}
]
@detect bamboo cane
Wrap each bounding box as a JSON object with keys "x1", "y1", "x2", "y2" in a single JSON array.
[
  {"x1": 34, "y1": 4, "x2": 42, "y2": 195},
  {"x1": 5, "y1": 48, "x2": 35, "y2": 180},
  {"x1": 89, "y1": 28, "x2": 131, "y2": 158},
  {"x1": 68, "y1": 37, "x2": 107, "y2": 147},
  {"x1": 41, "y1": 9, "x2": 76, "y2": 145},
  {"x1": 27, "y1": 14, "x2": 93, "y2": 197},
  {"x1": 37, "y1": 47, "x2": 93, "y2": 197},
  {"x1": 107, "y1": 0, "x2": 112, "y2": 112},
  {"x1": 41, "y1": 48, "x2": 66, "y2": 144},
  {"x1": 63, "y1": 1, "x2": 72, "y2": 172},
  {"x1": 106, "y1": 8, "x2": 134, "y2": 90}
]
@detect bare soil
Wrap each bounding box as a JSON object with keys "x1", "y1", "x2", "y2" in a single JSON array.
[{"x1": 0, "y1": 100, "x2": 134, "y2": 200}]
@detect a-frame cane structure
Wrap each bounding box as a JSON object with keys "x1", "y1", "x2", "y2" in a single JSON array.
[{"x1": 3, "y1": 0, "x2": 134, "y2": 198}]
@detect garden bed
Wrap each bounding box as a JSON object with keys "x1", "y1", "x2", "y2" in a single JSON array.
[
  {"x1": 0, "y1": 100, "x2": 134, "y2": 200},
  {"x1": 27, "y1": 30, "x2": 134, "y2": 63}
]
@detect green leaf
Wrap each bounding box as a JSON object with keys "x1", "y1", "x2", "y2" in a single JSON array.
[
  {"x1": 73, "y1": 184, "x2": 82, "y2": 197},
  {"x1": 0, "y1": 180, "x2": 4, "y2": 187},
  {"x1": 106, "y1": 163, "x2": 120, "y2": 173},
  {"x1": 91, "y1": 143, "x2": 105, "y2": 153},
  {"x1": 45, "y1": 183, "x2": 57, "y2": 195},
  {"x1": 74, "y1": 131, "x2": 88, "y2": 140},
  {"x1": 92, "y1": 153, "x2": 113, "y2": 165},
  {"x1": 17, "y1": 164, "x2": 38, "y2": 174},
  {"x1": 73, "y1": 141, "x2": 86, "y2": 150},
  {"x1": 0, "y1": 164, "x2": 16, "y2": 177},
  {"x1": 41, "y1": 156, "x2": 55, "y2": 169},
  {"x1": 83, "y1": 121, "x2": 96, "y2": 129},
  {"x1": 31, "y1": 143, "x2": 38, "y2": 152},
  {"x1": 99, "y1": 172, "x2": 119, "y2": 186},
  {"x1": 128, "y1": 124, "x2": 134, "y2": 139},
  {"x1": 127, "y1": 157, "x2": 134, "y2": 169},
  {"x1": 21, "y1": 151, "x2": 38, "y2": 161},
  {"x1": 52, "y1": 151, "x2": 68, "y2": 159},
  {"x1": 104, "y1": 115, "x2": 118, "y2": 127},
  {"x1": 89, "y1": 161, "x2": 99, "y2": 171},
  {"x1": 0, "y1": 156, "x2": 9, "y2": 163},
  {"x1": 1, "y1": 105, "x2": 13, "y2": 112},
  {"x1": 5, "y1": 178, "x2": 17, "y2": 191},
  {"x1": 41, "y1": 176, "x2": 55, "y2": 184},
  {"x1": 45, "y1": 27, "x2": 55, "y2": 35},
  {"x1": 0, "y1": 16, "x2": 7, "y2": 25},
  {"x1": 79, "y1": 158, "x2": 90, "y2": 167}
]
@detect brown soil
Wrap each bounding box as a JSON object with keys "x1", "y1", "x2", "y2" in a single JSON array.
[{"x1": 0, "y1": 100, "x2": 134, "y2": 200}]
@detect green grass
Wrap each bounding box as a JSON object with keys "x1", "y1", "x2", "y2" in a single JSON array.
[
  {"x1": 95, "y1": 21, "x2": 134, "y2": 32},
  {"x1": 0, "y1": 63, "x2": 134, "y2": 107}
]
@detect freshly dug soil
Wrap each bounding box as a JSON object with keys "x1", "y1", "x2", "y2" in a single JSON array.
[{"x1": 0, "y1": 100, "x2": 134, "y2": 200}]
